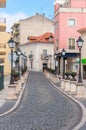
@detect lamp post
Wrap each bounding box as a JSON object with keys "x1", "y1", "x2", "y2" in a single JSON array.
[
  {"x1": 76, "y1": 36, "x2": 84, "y2": 83},
  {"x1": 23, "y1": 55, "x2": 27, "y2": 68},
  {"x1": 25, "y1": 56, "x2": 27, "y2": 68},
  {"x1": 54, "y1": 53, "x2": 58, "y2": 75},
  {"x1": 61, "y1": 49, "x2": 66, "y2": 79},
  {"x1": 17, "y1": 48, "x2": 21, "y2": 80},
  {"x1": 8, "y1": 37, "x2": 15, "y2": 84},
  {"x1": 49, "y1": 55, "x2": 52, "y2": 69}
]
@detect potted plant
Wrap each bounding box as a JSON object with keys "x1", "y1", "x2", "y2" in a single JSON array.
[
  {"x1": 12, "y1": 70, "x2": 19, "y2": 81},
  {"x1": 70, "y1": 72, "x2": 77, "y2": 81},
  {"x1": 65, "y1": 72, "x2": 70, "y2": 80}
]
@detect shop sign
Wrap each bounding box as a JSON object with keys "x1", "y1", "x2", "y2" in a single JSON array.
[{"x1": 82, "y1": 58, "x2": 86, "y2": 64}]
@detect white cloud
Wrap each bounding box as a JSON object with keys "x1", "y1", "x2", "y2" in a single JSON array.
[{"x1": 0, "y1": 12, "x2": 28, "y2": 32}]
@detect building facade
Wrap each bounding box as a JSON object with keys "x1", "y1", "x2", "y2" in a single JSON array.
[
  {"x1": 12, "y1": 13, "x2": 54, "y2": 45},
  {"x1": 0, "y1": 32, "x2": 11, "y2": 75},
  {"x1": 20, "y1": 32, "x2": 54, "y2": 72},
  {"x1": 0, "y1": 0, "x2": 11, "y2": 76},
  {"x1": 78, "y1": 28, "x2": 86, "y2": 79},
  {"x1": 0, "y1": 0, "x2": 6, "y2": 7},
  {"x1": 54, "y1": 0, "x2": 86, "y2": 76},
  {"x1": 0, "y1": 17, "x2": 11, "y2": 75}
]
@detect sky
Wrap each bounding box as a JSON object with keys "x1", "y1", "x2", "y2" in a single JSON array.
[{"x1": 0, "y1": 0, "x2": 54, "y2": 32}]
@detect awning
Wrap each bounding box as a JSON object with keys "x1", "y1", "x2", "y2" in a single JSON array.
[{"x1": 56, "y1": 52, "x2": 79, "y2": 58}]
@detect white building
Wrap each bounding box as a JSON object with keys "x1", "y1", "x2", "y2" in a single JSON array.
[{"x1": 20, "y1": 32, "x2": 54, "y2": 72}]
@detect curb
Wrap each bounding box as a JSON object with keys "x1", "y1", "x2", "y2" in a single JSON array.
[
  {"x1": 0, "y1": 72, "x2": 29, "y2": 117},
  {"x1": 46, "y1": 77, "x2": 86, "y2": 130}
]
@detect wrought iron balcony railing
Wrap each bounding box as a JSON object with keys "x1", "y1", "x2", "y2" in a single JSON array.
[
  {"x1": 41, "y1": 54, "x2": 49, "y2": 60},
  {"x1": 29, "y1": 54, "x2": 33, "y2": 59}
]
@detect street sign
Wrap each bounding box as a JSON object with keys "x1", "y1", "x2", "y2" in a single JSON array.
[{"x1": 8, "y1": 52, "x2": 18, "y2": 63}]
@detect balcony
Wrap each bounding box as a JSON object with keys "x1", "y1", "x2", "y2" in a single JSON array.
[
  {"x1": 29, "y1": 54, "x2": 33, "y2": 59},
  {"x1": 13, "y1": 30, "x2": 19, "y2": 36},
  {"x1": 12, "y1": 22, "x2": 19, "y2": 28},
  {"x1": 0, "y1": 58, "x2": 4, "y2": 64},
  {"x1": 41, "y1": 54, "x2": 49, "y2": 60},
  {"x1": 0, "y1": 51, "x2": 6, "y2": 56},
  {"x1": 0, "y1": 0, "x2": 6, "y2": 8}
]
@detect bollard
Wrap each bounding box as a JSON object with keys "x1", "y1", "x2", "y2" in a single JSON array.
[
  {"x1": 7, "y1": 84, "x2": 17, "y2": 100},
  {"x1": 70, "y1": 81, "x2": 77, "y2": 95},
  {"x1": 64, "y1": 80, "x2": 70, "y2": 92},
  {"x1": 61, "y1": 79, "x2": 65, "y2": 90},
  {"x1": 75, "y1": 83, "x2": 86, "y2": 98}
]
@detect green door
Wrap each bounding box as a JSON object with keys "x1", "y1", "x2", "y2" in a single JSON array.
[{"x1": 0, "y1": 66, "x2": 4, "y2": 90}]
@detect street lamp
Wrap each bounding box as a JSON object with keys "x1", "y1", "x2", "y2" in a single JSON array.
[
  {"x1": 8, "y1": 37, "x2": 15, "y2": 84},
  {"x1": 23, "y1": 55, "x2": 27, "y2": 68},
  {"x1": 61, "y1": 49, "x2": 66, "y2": 79},
  {"x1": 17, "y1": 48, "x2": 21, "y2": 80},
  {"x1": 49, "y1": 55, "x2": 52, "y2": 69},
  {"x1": 54, "y1": 53, "x2": 58, "y2": 75},
  {"x1": 76, "y1": 36, "x2": 84, "y2": 83}
]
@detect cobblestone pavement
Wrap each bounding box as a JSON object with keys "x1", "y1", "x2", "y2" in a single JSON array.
[
  {"x1": 0, "y1": 71, "x2": 82, "y2": 130},
  {"x1": 0, "y1": 100, "x2": 16, "y2": 115}
]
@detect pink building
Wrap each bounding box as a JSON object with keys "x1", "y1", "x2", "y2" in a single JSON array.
[{"x1": 54, "y1": 0, "x2": 86, "y2": 77}]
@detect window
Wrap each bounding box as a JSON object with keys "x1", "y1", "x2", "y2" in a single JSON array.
[
  {"x1": 68, "y1": 38, "x2": 75, "y2": 49},
  {"x1": 29, "y1": 50, "x2": 33, "y2": 59},
  {"x1": 49, "y1": 36, "x2": 53, "y2": 43},
  {"x1": 43, "y1": 49, "x2": 47, "y2": 56},
  {"x1": 0, "y1": 18, "x2": 6, "y2": 23},
  {"x1": 0, "y1": 52, "x2": 6, "y2": 55},
  {"x1": 0, "y1": 58, "x2": 4, "y2": 63},
  {"x1": 68, "y1": 19, "x2": 75, "y2": 26},
  {"x1": 30, "y1": 50, "x2": 32, "y2": 54},
  {"x1": 0, "y1": 44, "x2": 6, "y2": 48},
  {"x1": 24, "y1": 51, "x2": 26, "y2": 55}
]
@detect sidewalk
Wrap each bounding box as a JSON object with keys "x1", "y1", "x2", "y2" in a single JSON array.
[
  {"x1": 0, "y1": 72, "x2": 28, "y2": 116},
  {"x1": 0, "y1": 75, "x2": 10, "y2": 107},
  {"x1": 0, "y1": 75, "x2": 16, "y2": 116},
  {"x1": 56, "y1": 78, "x2": 86, "y2": 130},
  {"x1": 43, "y1": 71, "x2": 86, "y2": 130}
]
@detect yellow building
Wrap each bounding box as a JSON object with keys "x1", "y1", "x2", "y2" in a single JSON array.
[
  {"x1": 0, "y1": 0, "x2": 11, "y2": 76},
  {"x1": 0, "y1": 32, "x2": 11, "y2": 75},
  {"x1": 0, "y1": 16, "x2": 11, "y2": 75},
  {"x1": 0, "y1": 0, "x2": 6, "y2": 7}
]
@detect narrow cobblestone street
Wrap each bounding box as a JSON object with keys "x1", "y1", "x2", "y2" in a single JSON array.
[{"x1": 0, "y1": 71, "x2": 82, "y2": 130}]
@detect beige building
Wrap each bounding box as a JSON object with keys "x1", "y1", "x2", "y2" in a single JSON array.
[
  {"x1": 20, "y1": 32, "x2": 54, "y2": 72},
  {"x1": 12, "y1": 13, "x2": 54, "y2": 45}
]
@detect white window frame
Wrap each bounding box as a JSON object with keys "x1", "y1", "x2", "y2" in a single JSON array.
[
  {"x1": 43, "y1": 49, "x2": 47, "y2": 56},
  {"x1": 68, "y1": 19, "x2": 76, "y2": 26},
  {"x1": 68, "y1": 38, "x2": 75, "y2": 50}
]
